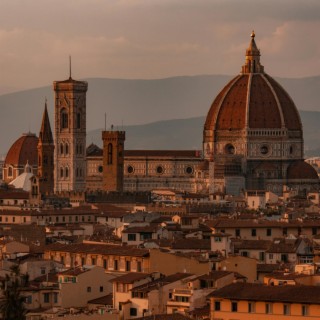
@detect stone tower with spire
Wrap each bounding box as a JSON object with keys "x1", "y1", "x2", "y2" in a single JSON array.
[
  {"x1": 53, "y1": 66, "x2": 88, "y2": 192},
  {"x1": 37, "y1": 101, "x2": 54, "y2": 196}
]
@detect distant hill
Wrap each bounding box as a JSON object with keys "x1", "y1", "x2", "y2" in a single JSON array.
[
  {"x1": 0, "y1": 75, "x2": 320, "y2": 157},
  {"x1": 87, "y1": 111, "x2": 320, "y2": 158}
]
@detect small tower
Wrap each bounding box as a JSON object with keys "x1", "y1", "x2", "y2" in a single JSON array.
[
  {"x1": 53, "y1": 62, "x2": 88, "y2": 192},
  {"x1": 37, "y1": 101, "x2": 54, "y2": 196},
  {"x1": 102, "y1": 129, "x2": 126, "y2": 192}
]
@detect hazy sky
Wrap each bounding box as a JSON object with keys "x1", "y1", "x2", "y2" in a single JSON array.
[{"x1": 0, "y1": 0, "x2": 319, "y2": 93}]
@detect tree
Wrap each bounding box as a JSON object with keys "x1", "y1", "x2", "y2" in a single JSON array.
[{"x1": 0, "y1": 265, "x2": 27, "y2": 320}]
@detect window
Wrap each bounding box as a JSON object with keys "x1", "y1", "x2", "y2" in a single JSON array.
[
  {"x1": 91, "y1": 257, "x2": 96, "y2": 265},
  {"x1": 266, "y1": 303, "x2": 272, "y2": 314},
  {"x1": 302, "y1": 305, "x2": 309, "y2": 316},
  {"x1": 214, "y1": 301, "x2": 221, "y2": 311},
  {"x1": 61, "y1": 109, "x2": 68, "y2": 128},
  {"x1": 241, "y1": 251, "x2": 249, "y2": 257},
  {"x1": 283, "y1": 227, "x2": 287, "y2": 236},
  {"x1": 137, "y1": 261, "x2": 142, "y2": 272},
  {"x1": 114, "y1": 260, "x2": 118, "y2": 271},
  {"x1": 43, "y1": 293, "x2": 50, "y2": 303},
  {"x1": 312, "y1": 227, "x2": 317, "y2": 236},
  {"x1": 41, "y1": 267, "x2": 46, "y2": 275},
  {"x1": 60, "y1": 167, "x2": 64, "y2": 178},
  {"x1": 25, "y1": 296, "x2": 32, "y2": 304},
  {"x1": 77, "y1": 113, "x2": 81, "y2": 129},
  {"x1": 65, "y1": 144, "x2": 69, "y2": 155},
  {"x1": 87, "y1": 286, "x2": 91, "y2": 293},
  {"x1": 130, "y1": 308, "x2": 137, "y2": 316},
  {"x1": 108, "y1": 143, "x2": 113, "y2": 165},
  {"x1": 248, "y1": 302, "x2": 255, "y2": 313},
  {"x1": 128, "y1": 234, "x2": 136, "y2": 241},
  {"x1": 126, "y1": 260, "x2": 131, "y2": 271},
  {"x1": 65, "y1": 167, "x2": 69, "y2": 178},
  {"x1": 281, "y1": 254, "x2": 288, "y2": 262},
  {"x1": 100, "y1": 286, "x2": 104, "y2": 293},
  {"x1": 103, "y1": 259, "x2": 108, "y2": 269},
  {"x1": 259, "y1": 252, "x2": 265, "y2": 261},
  {"x1": 269, "y1": 253, "x2": 273, "y2": 260},
  {"x1": 235, "y1": 229, "x2": 240, "y2": 237},
  {"x1": 251, "y1": 229, "x2": 257, "y2": 237},
  {"x1": 53, "y1": 292, "x2": 58, "y2": 303},
  {"x1": 8, "y1": 166, "x2": 13, "y2": 177},
  {"x1": 266, "y1": 228, "x2": 272, "y2": 236},
  {"x1": 283, "y1": 304, "x2": 290, "y2": 315},
  {"x1": 231, "y1": 301, "x2": 238, "y2": 312}
]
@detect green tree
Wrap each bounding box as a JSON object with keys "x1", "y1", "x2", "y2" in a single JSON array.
[{"x1": 0, "y1": 265, "x2": 26, "y2": 320}]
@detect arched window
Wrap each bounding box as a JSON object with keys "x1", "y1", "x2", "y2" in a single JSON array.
[
  {"x1": 60, "y1": 143, "x2": 64, "y2": 155},
  {"x1": 61, "y1": 108, "x2": 68, "y2": 129},
  {"x1": 65, "y1": 144, "x2": 69, "y2": 155},
  {"x1": 8, "y1": 166, "x2": 13, "y2": 177},
  {"x1": 60, "y1": 168, "x2": 64, "y2": 178},
  {"x1": 77, "y1": 113, "x2": 81, "y2": 129},
  {"x1": 65, "y1": 167, "x2": 69, "y2": 178},
  {"x1": 108, "y1": 143, "x2": 113, "y2": 165}
]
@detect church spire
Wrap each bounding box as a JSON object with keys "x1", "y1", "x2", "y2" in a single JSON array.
[
  {"x1": 39, "y1": 99, "x2": 53, "y2": 144},
  {"x1": 241, "y1": 31, "x2": 264, "y2": 74}
]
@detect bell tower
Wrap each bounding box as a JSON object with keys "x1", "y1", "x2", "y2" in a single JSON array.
[
  {"x1": 53, "y1": 66, "x2": 88, "y2": 192},
  {"x1": 102, "y1": 129, "x2": 126, "y2": 192}
]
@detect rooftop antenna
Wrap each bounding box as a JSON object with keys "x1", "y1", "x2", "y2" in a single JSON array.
[
  {"x1": 104, "y1": 113, "x2": 107, "y2": 131},
  {"x1": 69, "y1": 55, "x2": 72, "y2": 79}
]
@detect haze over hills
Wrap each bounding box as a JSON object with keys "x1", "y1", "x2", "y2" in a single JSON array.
[{"x1": 0, "y1": 75, "x2": 319, "y2": 157}]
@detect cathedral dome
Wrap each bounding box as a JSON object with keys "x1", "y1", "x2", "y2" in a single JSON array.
[
  {"x1": 204, "y1": 32, "x2": 302, "y2": 133},
  {"x1": 287, "y1": 161, "x2": 319, "y2": 180},
  {"x1": 4, "y1": 133, "x2": 38, "y2": 167}
]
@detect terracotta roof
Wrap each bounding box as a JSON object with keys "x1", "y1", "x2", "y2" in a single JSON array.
[
  {"x1": 4, "y1": 133, "x2": 38, "y2": 166},
  {"x1": 88, "y1": 293, "x2": 113, "y2": 305},
  {"x1": 132, "y1": 273, "x2": 194, "y2": 293},
  {"x1": 196, "y1": 271, "x2": 233, "y2": 281},
  {"x1": 172, "y1": 239, "x2": 211, "y2": 250},
  {"x1": 44, "y1": 242, "x2": 149, "y2": 257},
  {"x1": 135, "y1": 314, "x2": 192, "y2": 320},
  {"x1": 210, "y1": 282, "x2": 320, "y2": 304},
  {"x1": 205, "y1": 218, "x2": 320, "y2": 229},
  {"x1": 287, "y1": 161, "x2": 319, "y2": 180},
  {"x1": 0, "y1": 190, "x2": 29, "y2": 199},
  {"x1": 233, "y1": 239, "x2": 272, "y2": 251},
  {"x1": 267, "y1": 238, "x2": 304, "y2": 254},
  {"x1": 122, "y1": 226, "x2": 157, "y2": 234},
  {"x1": 58, "y1": 266, "x2": 89, "y2": 276},
  {"x1": 204, "y1": 35, "x2": 302, "y2": 134},
  {"x1": 257, "y1": 263, "x2": 282, "y2": 273},
  {"x1": 124, "y1": 150, "x2": 202, "y2": 158},
  {"x1": 111, "y1": 272, "x2": 152, "y2": 284}
]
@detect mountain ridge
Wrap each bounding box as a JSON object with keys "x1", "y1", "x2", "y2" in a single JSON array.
[{"x1": 0, "y1": 75, "x2": 319, "y2": 157}]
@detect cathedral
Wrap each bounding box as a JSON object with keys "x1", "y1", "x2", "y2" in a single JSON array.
[{"x1": 2, "y1": 33, "x2": 319, "y2": 198}]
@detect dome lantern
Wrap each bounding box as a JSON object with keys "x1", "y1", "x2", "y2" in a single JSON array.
[{"x1": 241, "y1": 31, "x2": 264, "y2": 74}]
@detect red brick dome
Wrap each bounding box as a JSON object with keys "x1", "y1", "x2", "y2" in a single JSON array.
[
  {"x1": 204, "y1": 32, "x2": 302, "y2": 133},
  {"x1": 287, "y1": 161, "x2": 318, "y2": 180},
  {"x1": 4, "y1": 133, "x2": 38, "y2": 167}
]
